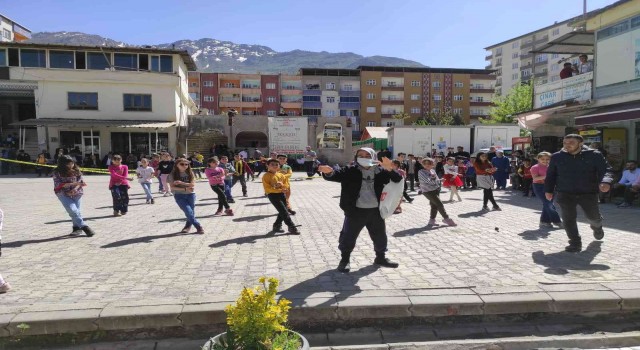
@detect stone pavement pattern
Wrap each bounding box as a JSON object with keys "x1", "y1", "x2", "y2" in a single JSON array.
[{"x1": 1, "y1": 174, "x2": 640, "y2": 308}]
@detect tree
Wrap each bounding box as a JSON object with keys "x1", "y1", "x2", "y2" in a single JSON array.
[
  {"x1": 483, "y1": 82, "x2": 532, "y2": 124},
  {"x1": 411, "y1": 107, "x2": 464, "y2": 126}
]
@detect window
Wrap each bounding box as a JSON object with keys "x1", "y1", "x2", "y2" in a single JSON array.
[
  {"x1": 512, "y1": 62, "x2": 519, "y2": 69},
  {"x1": 551, "y1": 75, "x2": 560, "y2": 82},
  {"x1": 453, "y1": 95, "x2": 464, "y2": 101},
  {"x1": 204, "y1": 95, "x2": 214, "y2": 102},
  {"x1": 495, "y1": 47, "x2": 502, "y2": 55},
  {"x1": 123, "y1": 94, "x2": 152, "y2": 111},
  {"x1": 139, "y1": 54, "x2": 149, "y2": 70},
  {"x1": 8, "y1": 48, "x2": 18, "y2": 66},
  {"x1": 49, "y1": 50, "x2": 75, "y2": 69},
  {"x1": 410, "y1": 107, "x2": 420, "y2": 114},
  {"x1": 75, "y1": 51, "x2": 86, "y2": 69},
  {"x1": 411, "y1": 80, "x2": 421, "y2": 87},
  {"x1": 326, "y1": 110, "x2": 336, "y2": 117},
  {"x1": 512, "y1": 73, "x2": 519, "y2": 80},
  {"x1": 522, "y1": 69, "x2": 531, "y2": 77},
  {"x1": 267, "y1": 110, "x2": 276, "y2": 116},
  {"x1": 386, "y1": 121, "x2": 395, "y2": 127},
  {"x1": 454, "y1": 81, "x2": 463, "y2": 88},
  {"x1": 433, "y1": 94, "x2": 441, "y2": 101},
  {"x1": 476, "y1": 97, "x2": 484, "y2": 102},
  {"x1": 0, "y1": 49, "x2": 5, "y2": 67},
  {"x1": 87, "y1": 52, "x2": 111, "y2": 70},
  {"x1": 432, "y1": 81, "x2": 441, "y2": 88},
  {"x1": 512, "y1": 41, "x2": 519, "y2": 48},
  {"x1": 550, "y1": 64, "x2": 559, "y2": 72},
  {"x1": 411, "y1": 94, "x2": 420, "y2": 100},
  {"x1": 552, "y1": 28, "x2": 560, "y2": 36},
  {"x1": 326, "y1": 96, "x2": 335, "y2": 103},
  {"x1": 432, "y1": 108, "x2": 440, "y2": 114},
  {"x1": 366, "y1": 93, "x2": 376, "y2": 99},
  {"x1": 203, "y1": 81, "x2": 214, "y2": 87},
  {"x1": 512, "y1": 53, "x2": 519, "y2": 59},
  {"x1": 535, "y1": 54, "x2": 548, "y2": 63},
  {"x1": 302, "y1": 108, "x2": 321, "y2": 116},
  {"x1": 341, "y1": 96, "x2": 359, "y2": 102},
  {"x1": 551, "y1": 53, "x2": 559, "y2": 59},
  {"x1": 266, "y1": 83, "x2": 276, "y2": 89},
  {"x1": 326, "y1": 82, "x2": 336, "y2": 90},
  {"x1": 342, "y1": 84, "x2": 353, "y2": 91},
  {"x1": 112, "y1": 53, "x2": 137, "y2": 71},
  {"x1": 453, "y1": 108, "x2": 463, "y2": 116},
  {"x1": 366, "y1": 79, "x2": 376, "y2": 85},
  {"x1": 303, "y1": 95, "x2": 320, "y2": 102},
  {"x1": 367, "y1": 121, "x2": 376, "y2": 127},
  {"x1": 150, "y1": 55, "x2": 173, "y2": 72},
  {"x1": 68, "y1": 92, "x2": 98, "y2": 110},
  {"x1": 366, "y1": 106, "x2": 376, "y2": 113},
  {"x1": 224, "y1": 82, "x2": 236, "y2": 88},
  {"x1": 20, "y1": 49, "x2": 46, "y2": 68},
  {"x1": 2, "y1": 29, "x2": 10, "y2": 40}
]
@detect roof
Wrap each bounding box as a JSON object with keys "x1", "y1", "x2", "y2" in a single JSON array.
[
  {"x1": 0, "y1": 13, "x2": 32, "y2": 32},
  {"x1": 11, "y1": 119, "x2": 176, "y2": 128},
  {"x1": 299, "y1": 68, "x2": 360, "y2": 76},
  {"x1": 531, "y1": 31, "x2": 595, "y2": 55},
  {"x1": 0, "y1": 42, "x2": 197, "y2": 71},
  {"x1": 483, "y1": 0, "x2": 632, "y2": 50},
  {"x1": 362, "y1": 127, "x2": 389, "y2": 139},
  {"x1": 357, "y1": 66, "x2": 495, "y2": 74},
  {"x1": 574, "y1": 100, "x2": 640, "y2": 125}
]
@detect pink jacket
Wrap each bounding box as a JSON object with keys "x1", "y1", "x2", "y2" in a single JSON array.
[
  {"x1": 204, "y1": 166, "x2": 225, "y2": 186},
  {"x1": 108, "y1": 165, "x2": 130, "y2": 188}
]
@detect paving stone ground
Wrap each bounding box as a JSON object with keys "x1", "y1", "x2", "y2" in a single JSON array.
[{"x1": 1, "y1": 173, "x2": 640, "y2": 308}]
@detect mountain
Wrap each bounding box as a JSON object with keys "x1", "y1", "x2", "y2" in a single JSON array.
[{"x1": 29, "y1": 32, "x2": 426, "y2": 73}]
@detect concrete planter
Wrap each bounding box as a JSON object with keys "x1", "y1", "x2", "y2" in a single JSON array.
[{"x1": 202, "y1": 330, "x2": 309, "y2": 350}]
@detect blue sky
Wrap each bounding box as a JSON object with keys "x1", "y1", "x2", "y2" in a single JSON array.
[{"x1": 4, "y1": 0, "x2": 615, "y2": 68}]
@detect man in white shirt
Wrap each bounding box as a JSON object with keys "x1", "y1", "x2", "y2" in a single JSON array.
[
  {"x1": 578, "y1": 54, "x2": 593, "y2": 74},
  {"x1": 615, "y1": 160, "x2": 639, "y2": 208}
]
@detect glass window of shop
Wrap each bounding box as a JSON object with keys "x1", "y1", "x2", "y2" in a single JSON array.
[{"x1": 110, "y1": 132, "x2": 169, "y2": 156}]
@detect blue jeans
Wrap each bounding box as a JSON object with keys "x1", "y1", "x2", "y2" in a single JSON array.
[
  {"x1": 224, "y1": 178, "x2": 233, "y2": 200},
  {"x1": 57, "y1": 194, "x2": 86, "y2": 228},
  {"x1": 173, "y1": 193, "x2": 201, "y2": 228},
  {"x1": 158, "y1": 175, "x2": 164, "y2": 192},
  {"x1": 141, "y1": 182, "x2": 153, "y2": 201},
  {"x1": 532, "y1": 183, "x2": 561, "y2": 224}
]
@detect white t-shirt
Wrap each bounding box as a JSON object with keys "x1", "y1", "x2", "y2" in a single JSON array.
[{"x1": 136, "y1": 166, "x2": 155, "y2": 183}]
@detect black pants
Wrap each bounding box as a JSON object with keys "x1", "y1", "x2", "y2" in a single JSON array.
[
  {"x1": 423, "y1": 189, "x2": 449, "y2": 219},
  {"x1": 211, "y1": 184, "x2": 230, "y2": 211},
  {"x1": 522, "y1": 178, "x2": 533, "y2": 196},
  {"x1": 111, "y1": 185, "x2": 129, "y2": 213},
  {"x1": 304, "y1": 161, "x2": 314, "y2": 177},
  {"x1": 35, "y1": 166, "x2": 50, "y2": 177},
  {"x1": 402, "y1": 181, "x2": 411, "y2": 201},
  {"x1": 231, "y1": 175, "x2": 247, "y2": 195},
  {"x1": 339, "y1": 208, "x2": 387, "y2": 255},
  {"x1": 408, "y1": 174, "x2": 415, "y2": 191},
  {"x1": 555, "y1": 192, "x2": 603, "y2": 245},
  {"x1": 622, "y1": 186, "x2": 639, "y2": 205},
  {"x1": 267, "y1": 193, "x2": 294, "y2": 228},
  {"x1": 466, "y1": 175, "x2": 477, "y2": 188},
  {"x1": 483, "y1": 188, "x2": 498, "y2": 207}
]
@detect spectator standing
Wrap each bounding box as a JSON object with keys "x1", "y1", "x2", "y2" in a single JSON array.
[
  {"x1": 614, "y1": 160, "x2": 639, "y2": 208},
  {"x1": 560, "y1": 62, "x2": 574, "y2": 79},
  {"x1": 454, "y1": 146, "x2": 471, "y2": 159},
  {"x1": 303, "y1": 146, "x2": 317, "y2": 178},
  {"x1": 545, "y1": 134, "x2": 608, "y2": 253},
  {"x1": 531, "y1": 152, "x2": 562, "y2": 228},
  {"x1": 491, "y1": 150, "x2": 510, "y2": 190}
]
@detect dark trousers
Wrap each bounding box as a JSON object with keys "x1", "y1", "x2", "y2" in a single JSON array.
[
  {"x1": 465, "y1": 175, "x2": 476, "y2": 188},
  {"x1": 423, "y1": 189, "x2": 449, "y2": 219},
  {"x1": 532, "y1": 184, "x2": 561, "y2": 224},
  {"x1": 339, "y1": 208, "x2": 387, "y2": 255},
  {"x1": 622, "y1": 186, "x2": 639, "y2": 205},
  {"x1": 304, "y1": 161, "x2": 314, "y2": 177},
  {"x1": 408, "y1": 174, "x2": 415, "y2": 191},
  {"x1": 522, "y1": 178, "x2": 533, "y2": 196},
  {"x1": 231, "y1": 175, "x2": 247, "y2": 195},
  {"x1": 35, "y1": 166, "x2": 50, "y2": 177},
  {"x1": 555, "y1": 192, "x2": 603, "y2": 245},
  {"x1": 402, "y1": 181, "x2": 411, "y2": 201},
  {"x1": 110, "y1": 185, "x2": 129, "y2": 213},
  {"x1": 483, "y1": 188, "x2": 498, "y2": 207},
  {"x1": 267, "y1": 193, "x2": 294, "y2": 228},
  {"x1": 494, "y1": 174, "x2": 508, "y2": 189},
  {"x1": 211, "y1": 184, "x2": 230, "y2": 211}
]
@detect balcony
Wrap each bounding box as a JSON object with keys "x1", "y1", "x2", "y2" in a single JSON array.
[
  {"x1": 470, "y1": 101, "x2": 493, "y2": 107},
  {"x1": 381, "y1": 83, "x2": 404, "y2": 91},
  {"x1": 381, "y1": 113, "x2": 400, "y2": 118},
  {"x1": 495, "y1": 51, "x2": 502, "y2": 57},
  {"x1": 521, "y1": 41, "x2": 534, "y2": 49},
  {"x1": 495, "y1": 80, "x2": 502, "y2": 87},
  {"x1": 281, "y1": 84, "x2": 302, "y2": 90},
  {"x1": 534, "y1": 71, "x2": 548, "y2": 78},
  {"x1": 533, "y1": 72, "x2": 592, "y2": 108},
  {"x1": 241, "y1": 84, "x2": 260, "y2": 89},
  {"x1": 534, "y1": 36, "x2": 548, "y2": 46},
  {"x1": 521, "y1": 62, "x2": 533, "y2": 70},
  {"x1": 303, "y1": 89, "x2": 322, "y2": 96},
  {"x1": 219, "y1": 97, "x2": 240, "y2": 102},
  {"x1": 485, "y1": 54, "x2": 493, "y2": 60},
  {"x1": 470, "y1": 87, "x2": 495, "y2": 93},
  {"x1": 281, "y1": 102, "x2": 302, "y2": 109},
  {"x1": 339, "y1": 102, "x2": 361, "y2": 109},
  {"x1": 241, "y1": 97, "x2": 262, "y2": 103},
  {"x1": 485, "y1": 64, "x2": 492, "y2": 69},
  {"x1": 303, "y1": 101, "x2": 322, "y2": 109},
  {"x1": 339, "y1": 90, "x2": 360, "y2": 97},
  {"x1": 304, "y1": 83, "x2": 321, "y2": 90},
  {"x1": 381, "y1": 98, "x2": 404, "y2": 105},
  {"x1": 534, "y1": 59, "x2": 548, "y2": 66},
  {"x1": 219, "y1": 86, "x2": 241, "y2": 94},
  {"x1": 520, "y1": 53, "x2": 533, "y2": 60}
]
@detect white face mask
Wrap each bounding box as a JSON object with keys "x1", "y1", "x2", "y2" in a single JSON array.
[{"x1": 357, "y1": 157, "x2": 375, "y2": 167}]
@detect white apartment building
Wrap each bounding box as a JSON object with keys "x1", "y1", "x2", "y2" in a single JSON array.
[
  {"x1": 0, "y1": 42, "x2": 198, "y2": 157},
  {"x1": 485, "y1": 19, "x2": 580, "y2": 96},
  {"x1": 0, "y1": 14, "x2": 30, "y2": 42}
]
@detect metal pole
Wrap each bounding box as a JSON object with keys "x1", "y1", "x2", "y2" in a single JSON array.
[
  {"x1": 155, "y1": 129, "x2": 158, "y2": 152},
  {"x1": 90, "y1": 128, "x2": 94, "y2": 157},
  {"x1": 18, "y1": 126, "x2": 22, "y2": 150},
  {"x1": 128, "y1": 132, "x2": 131, "y2": 155},
  {"x1": 148, "y1": 132, "x2": 151, "y2": 155}
]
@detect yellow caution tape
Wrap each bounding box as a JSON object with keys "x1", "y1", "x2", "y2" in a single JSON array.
[{"x1": 0, "y1": 157, "x2": 207, "y2": 175}]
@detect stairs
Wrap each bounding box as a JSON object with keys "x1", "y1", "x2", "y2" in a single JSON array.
[
  {"x1": 2, "y1": 128, "x2": 40, "y2": 158},
  {"x1": 186, "y1": 130, "x2": 228, "y2": 157}
]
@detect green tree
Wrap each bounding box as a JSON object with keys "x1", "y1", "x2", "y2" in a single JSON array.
[
  {"x1": 411, "y1": 107, "x2": 463, "y2": 126},
  {"x1": 483, "y1": 82, "x2": 532, "y2": 124}
]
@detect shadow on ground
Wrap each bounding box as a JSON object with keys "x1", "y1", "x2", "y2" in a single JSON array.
[
  {"x1": 101, "y1": 231, "x2": 194, "y2": 248},
  {"x1": 2, "y1": 234, "x2": 81, "y2": 248},
  {"x1": 532, "y1": 241, "x2": 609, "y2": 275}
]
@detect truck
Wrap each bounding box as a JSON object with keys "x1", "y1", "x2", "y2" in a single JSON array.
[{"x1": 386, "y1": 124, "x2": 521, "y2": 157}]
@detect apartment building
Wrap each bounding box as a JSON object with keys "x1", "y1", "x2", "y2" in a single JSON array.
[
  {"x1": 483, "y1": 8, "x2": 617, "y2": 97},
  {"x1": 358, "y1": 66, "x2": 495, "y2": 129},
  {"x1": 188, "y1": 71, "x2": 200, "y2": 108},
  {"x1": 0, "y1": 14, "x2": 30, "y2": 43},
  {"x1": 0, "y1": 42, "x2": 198, "y2": 157}
]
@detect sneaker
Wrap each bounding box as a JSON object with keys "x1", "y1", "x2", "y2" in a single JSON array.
[
  {"x1": 287, "y1": 209, "x2": 296, "y2": 215},
  {"x1": 0, "y1": 283, "x2": 12, "y2": 294},
  {"x1": 337, "y1": 260, "x2": 351, "y2": 273},
  {"x1": 539, "y1": 222, "x2": 553, "y2": 228},
  {"x1": 243, "y1": 193, "x2": 248, "y2": 197},
  {"x1": 553, "y1": 222, "x2": 564, "y2": 229},
  {"x1": 228, "y1": 199, "x2": 235, "y2": 203},
  {"x1": 121, "y1": 211, "x2": 127, "y2": 215},
  {"x1": 146, "y1": 199, "x2": 150, "y2": 204},
  {"x1": 181, "y1": 225, "x2": 192, "y2": 233},
  {"x1": 288, "y1": 226, "x2": 300, "y2": 235},
  {"x1": 492, "y1": 206, "x2": 502, "y2": 211},
  {"x1": 427, "y1": 219, "x2": 437, "y2": 226},
  {"x1": 151, "y1": 198, "x2": 155, "y2": 204},
  {"x1": 113, "y1": 210, "x2": 122, "y2": 217},
  {"x1": 225, "y1": 209, "x2": 234, "y2": 216},
  {"x1": 565, "y1": 244, "x2": 582, "y2": 253},
  {"x1": 374, "y1": 257, "x2": 399, "y2": 268},
  {"x1": 408, "y1": 198, "x2": 414, "y2": 203},
  {"x1": 394, "y1": 208, "x2": 402, "y2": 214},
  {"x1": 593, "y1": 226, "x2": 605, "y2": 240},
  {"x1": 163, "y1": 192, "x2": 170, "y2": 197},
  {"x1": 618, "y1": 202, "x2": 631, "y2": 208},
  {"x1": 443, "y1": 218, "x2": 457, "y2": 226},
  {"x1": 272, "y1": 225, "x2": 284, "y2": 233},
  {"x1": 81, "y1": 226, "x2": 95, "y2": 237},
  {"x1": 70, "y1": 226, "x2": 83, "y2": 236},
  {"x1": 214, "y1": 210, "x2": 223, "y2": 216},
  {"x1": 482, "y1": 206, "x2": 490, "y2": 211}
]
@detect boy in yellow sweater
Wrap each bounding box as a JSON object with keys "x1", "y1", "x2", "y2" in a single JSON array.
[
  {"x1": 276, "y1": 154, "x2": 296, "y2": 215},
  {"x1": 262, "y1": 158, "x2": 300, "y2": 234}
]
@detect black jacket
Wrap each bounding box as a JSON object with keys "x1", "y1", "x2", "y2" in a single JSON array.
[
  {"x1": 323, "y1": 165, "x2": 402, "y2": 217},
  {"x1": 544, "y1": 147, "x2": 608, "y2": 194}
]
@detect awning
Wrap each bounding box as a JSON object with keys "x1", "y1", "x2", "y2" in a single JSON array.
[
  {"x1": 574, "y1": 101, "x2": 640, "y2": 125},
  {"x1": 10, "y1": 118, "x2": 177, "y2": 128},
  {"x1": 531, "y1": 31, "x2": 594, "y2": 55}
]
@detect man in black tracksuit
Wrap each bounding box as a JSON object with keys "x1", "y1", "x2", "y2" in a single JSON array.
[
  {"x1": 544, "y1": 134, "x2": 608, "y2": 253},
  {"x1": 318, "y1": 147, "x2": 403, "y2": 273}
]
